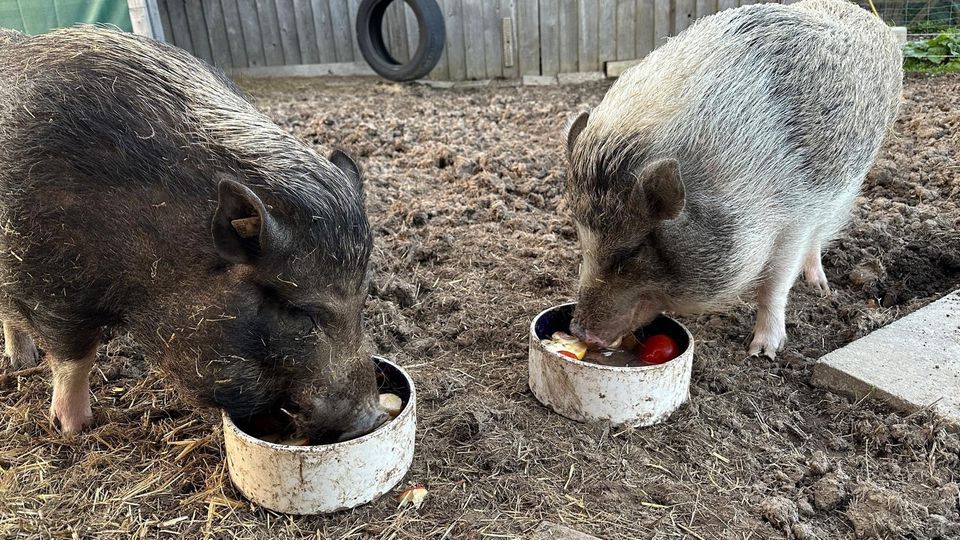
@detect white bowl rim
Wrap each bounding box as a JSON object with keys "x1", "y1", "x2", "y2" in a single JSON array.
[
  {"x1": 530, "y1": 301, "x2": 694, "y2": 373},
  {"x1": 222, "y1": 355, "x2": 415, "y2": 453}
]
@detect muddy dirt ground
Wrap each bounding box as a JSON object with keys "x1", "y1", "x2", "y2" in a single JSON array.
[{"x1": 2, "y1": 73, "x2": 959, "y2": 539}]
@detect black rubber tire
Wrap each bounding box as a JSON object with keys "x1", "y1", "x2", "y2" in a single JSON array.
[{"x1": 356, "y1": 0, "x2": 445, "y2": 82}]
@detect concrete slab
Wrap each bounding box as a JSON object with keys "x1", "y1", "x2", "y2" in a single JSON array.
[
  {"x1": 604, "y1": 59, "x2": 642, "y2": 78},
  {"x1": 415, "y1": 80, "x2": 456, "y2": 89},
  {"x1": 812, "y1": 290, "x2": 960, "y2": 428},
  {"x1": 452, "y1": 79, "x2": 493, "y2": 89},
  {"x1": 227, "y1": 61, "x2": 375, "y2": 79},
  {"x1": 523, "y1": 75, "x2": 558, "y2": 86},
  {"x1": 530, "y1": 521, "x2": 603, "y2": 540},
  {"x1": 557, "y1": 71, "x2": 605, "y2": 85}
]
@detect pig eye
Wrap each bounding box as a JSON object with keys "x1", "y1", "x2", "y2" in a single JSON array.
[
  {"x1": 286, "y1": 303, "x2": 322, "y2": 328},
  {"x1": 610, "y1": 243, "x2": 645, "y2": 270},
  {"x1": 287, "y1": 302, "x2": 337, "y2": 331}
]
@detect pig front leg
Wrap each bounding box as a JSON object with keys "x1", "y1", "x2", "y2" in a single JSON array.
[
  {"x1": 748, "y1": 243, "x2": 807, "y2": 359},
  {"x1": 3, "y1": 321, "x2": 39, "y2": 369},
  {"x1": 49, "y1": 351, "x2": 96, "y2": 435}
]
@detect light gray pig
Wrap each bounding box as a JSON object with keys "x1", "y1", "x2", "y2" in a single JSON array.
[{"x1": 565, "y1": 0, "x2": 902, "y2": 357}]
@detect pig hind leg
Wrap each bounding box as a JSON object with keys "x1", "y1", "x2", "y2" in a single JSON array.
[
  {"x1": 802, "y1": 184, "x2": 861, "y2": 297},
  {"x1": 3, "y1": 321, "x2": 39, "y2": 369},
  {"x1": 802, "y1": 240, "x2": 831, "y2": 296},
  {"x1": 748, "y1": 236, "x2": 808, "y2": 359},
  {"x1": 49, "y1": 348, "x2": 97, "y2": 435}
]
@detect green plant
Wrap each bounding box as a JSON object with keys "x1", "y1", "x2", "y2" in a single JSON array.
[
  {"x1": 902, "y1": 30, "x2": 960, "y2": 73},
  {"x1": 907, "y1": 20, "x2": 952, "y2": 34}
]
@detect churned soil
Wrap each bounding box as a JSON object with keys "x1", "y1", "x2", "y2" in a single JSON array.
[{"x1": 1, "y1": 73, "x2": 958, "y2": 539}]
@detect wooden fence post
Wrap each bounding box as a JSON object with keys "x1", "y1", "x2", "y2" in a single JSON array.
[{"x1": 128, "y1": 0, "x2": 165, "y2": 41}]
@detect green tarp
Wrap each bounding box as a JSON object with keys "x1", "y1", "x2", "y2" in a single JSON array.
[{"x1": 0, "y1": 0, "x2": 131, "y2": 35}]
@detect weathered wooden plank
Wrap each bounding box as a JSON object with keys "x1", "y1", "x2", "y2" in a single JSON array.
[
  {"x1": 578, "y1": 0, "x2": 599, "y2": 72},
  {"x1": 347, "y1": 0, "x2": 363, "y2": 62},
  {"x1": 385, "y1": 0, "x2": 410, "y2": 63},
  {"x1": 182, "y1": 1, "x2": 213, "y2": 63},
  {"x1": 654, "y1": 0, "x2": 671, "y2": 46},
  {"x1": 675, "y1": 0, "x2": 695, "y2": 33},
  {"x1": 254, "y1": 0, "x2": 285, "y2": 65},
  {"x1": 327, "y1": 0, "x2": 354, "y2": 62},
  {"x1": 598, "y1": 0, "x2": 616, "y2": 62},
  {"x1": 696, "y1": 0, "x2": 716, "y2": 17},
  {"x1": 462, "y1": 0, "x2": 485, "y2": 79},
  {"x1": 220, "y1": 0, "x2": 250, "y2": 68},
  {"x1": 403, "y1": 1, "x2": 420, "y2": 61},
  {"x1": 310, "y1": 0, "x2": 337, "y2": 63},
  {"x1": 616, "y1": 0, "x2": 636, "y2": 60},
  {"x1": 516, "y1": 0, "x2": 540, "y2": 76},
  {"x1": 157, "y1": 0, "x2": 175, "y2": 46},
  {"x1": 162, "y1": 0, "x2": 193, "y2": 56},
  {"x1": 234, "y1": 0, "x2": 267, "y2": 66},
  {"x1": 129, "y1": 0, "x2": 159, "y2": 39},
  {"x1": 539, "y1": 0, "x2": 560, "y2": 76},
  {"x1": 636, "y1": 0, "x2": 654, "y2": 56},
  {"x1": 380, "y1": 3, "x2": 392, "y2": 58},
  {"x1": 559, "y1": 0, "x2": 578, "y2": 73},
  {"x1": 146, "y1": 0, "x2": 166, "y2": 40},
  {"x1": 274, "y1": 0, "x2": 303, "y2": 65},
  {"x1": 499, "y1": 0, "x2": 519, "y2": 79},
  {"x1": 202, "y1": 0, "x2": 233, "y2": 67},
  {"x1": 482, "y1": 0, "x2": 503, "y2": 78},
  {"x1": 444, "y1": 0, "x2": 467, "y2": 80},
  {"x1": 718, "y1": 0, "x2": 738, "y2": 10},
  {"x1": 292, "y1": 0, "x2": 321, "y2": 64},
  {"x1": 428, "y1": 0, "x2": 450, "y2": 80}
]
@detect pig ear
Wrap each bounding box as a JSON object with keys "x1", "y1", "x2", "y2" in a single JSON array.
[
  {"x1": 633, "y1": 159, "x2": 685, "y2": 220},
  {"x1": 329, "y1": 149, "x2": 363, "y2": 193},
  {"x1": 212, "y1": 179, "x2": 280, "y2": 264},
  {"x1": 564, "y1": 111, "x2": 589, "y2": 160}
]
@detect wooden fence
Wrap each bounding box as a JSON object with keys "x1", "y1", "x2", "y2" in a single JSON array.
[{"x1": 155, "y1": 0, "x2": 796, "y2": 80}]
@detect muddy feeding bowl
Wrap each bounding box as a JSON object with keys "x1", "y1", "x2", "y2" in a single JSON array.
[
  {"x1": 529, "y1": 303, "x2": 693, "y2": 427},
  {"x1": 222, "y1": 356, "x2": 416, "y2": 514}
]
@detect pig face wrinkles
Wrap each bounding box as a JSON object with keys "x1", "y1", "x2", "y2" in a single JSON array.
[
  {"x1": 178, "y1": 269, "x2": 379, "y2": 442},
  {"x1": 573, "y1": 276, "x2": 667, "y2": 347},
  {"x1": 256, "y1": 276, "x2": 383, "y2": 441},
  {"x1": 573, "y1": 223, "x2": 673, "y2": 346}
]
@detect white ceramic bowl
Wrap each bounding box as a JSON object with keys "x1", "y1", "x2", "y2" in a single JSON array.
[
  {"x1": 222, "y1": 356, "x2": 416, "y2": 514},
  {"x1": 528, "y1": 302, "x2": 693, "y2": 427}
]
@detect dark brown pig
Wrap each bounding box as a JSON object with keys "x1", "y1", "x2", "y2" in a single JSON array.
[{"x1": 0, "y1": 26, "x2": 387, "y2": 439}]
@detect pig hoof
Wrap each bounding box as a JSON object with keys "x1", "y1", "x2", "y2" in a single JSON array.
[
  {"x1": 49, "y1": 401, "x2": 93, "y2": 435},
  {"x1": 747, "y1": 332, "x2": 786, "y2": 359},
  {"x1": 802, "y1": 257, "x2": 832, "y2": 297},
  {"x1": 806, "y1": 276, "x2": 832, "y2": 297}
]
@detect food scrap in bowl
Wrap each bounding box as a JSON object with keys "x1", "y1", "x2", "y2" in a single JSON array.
[{"x1": 541, "y1": 330, "x2": 680, "y2": 367}]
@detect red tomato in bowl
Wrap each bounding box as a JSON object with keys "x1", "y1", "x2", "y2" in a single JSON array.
[{"x1": 637, "y1": 334, "x2": 679, "y2": 364}]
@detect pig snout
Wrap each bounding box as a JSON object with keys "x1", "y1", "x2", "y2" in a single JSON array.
[
  {"x1": 291, "y1": 354, "x2": 387, "y2": 442},
  {"x1": 334, "y1": 404, "x2": 391, "y2": 442},
  {"x1": 303, "y1": 387, "x2": 388, "y2": 443},
  {"x1": 572, "y1": 296, "x2": 663, "y2": 348},
  {"x1": 569, "y1": 319, "x2": 611, "y2": 348}
]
